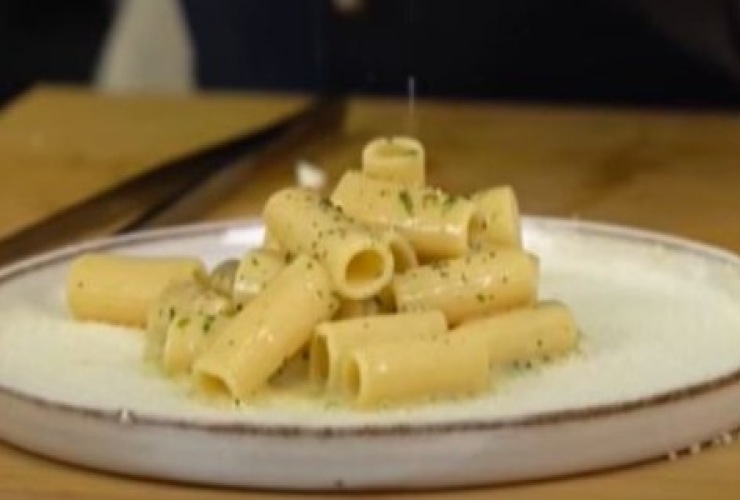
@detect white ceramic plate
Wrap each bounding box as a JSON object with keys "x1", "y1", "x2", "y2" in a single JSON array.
[{"x1": 0, "y1": 217, "x2": 739, "y2": 490}]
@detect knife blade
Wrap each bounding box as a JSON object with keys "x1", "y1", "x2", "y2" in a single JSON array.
[{"x1": 0, "y1": 96, "x2": 345, "y2": 267}]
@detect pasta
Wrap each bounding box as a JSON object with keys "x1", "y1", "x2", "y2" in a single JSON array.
[
  {"x1": 392, "y1": 249, "x2": 538, "y2": 325},
  {"x1": 344, "y1": 334, "x2": 489, "y2": 408},
  {"x1": 65, "y1": 136, "x2": 581, "y2": 411},
  {"x1": 194, "y1": 255, "x2": 340, "y2": 400},
  {"x1": 264, "y1": 188, "x2": 394, "y2": 300},
  {"x1": 162, "y1": 310, "x2": 231, "y2": 376},
  {"x1": 362, "y1": 136, "x2": 425, "y2": 186},
  {"x1": 310, "y1": 310, "x2": 448, "y2": 392},
  {"x1": 469, "y1": 186, "x2": 522, "y2": 249},
  {"x1": 331, "y1": 170, "x2": 478, "y2": 260},
  {"x1": 376, "y1": 228, "x2": 417, "y2": 273},
  {"x1": 145, "y1": 281, "x2": 234, "y2": 362},
  {"x1": 452, "y1": 301, "x2": 578, "y2": 366},
  {"x1": 67, "y1": 254, "x2": 205, "y2": 327},
  {"x1": 232, "y1": 248, "x2": 286, "y2": 303}
]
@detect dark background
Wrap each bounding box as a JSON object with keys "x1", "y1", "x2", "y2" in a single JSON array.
[{"x1": 4, "y1": 0, "x2": 740, "y2": 107}]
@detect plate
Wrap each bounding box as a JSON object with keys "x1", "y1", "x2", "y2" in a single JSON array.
[{"x1": 0, "y1": 217, "x2": 739, "y2": 490}]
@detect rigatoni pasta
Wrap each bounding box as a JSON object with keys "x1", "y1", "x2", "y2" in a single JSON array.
[
  {"x1": 344, "y1": 333, "x2": 489, "y2": 408},
  {"x1": 67, "y1": 254, "x2": 205, "y2": 327},
  {"x1": 264, "y1": 188, "x2": 394, "y2": 300},
  {"x1": 362, "y1": 136, "x2": 425, "y2": 186},
  {"x1": 331, "y1": 170, "x2": 478, "y2": 260},
  {"x1": 232, "y1": 248, "x2": 286, "y2": 303},
  {"x1": 392, "y1": 249, "x2": 538, "y2": 325},
  {"x1": 162, "y1": 310, "x2": 231, "y2": 376},
  {"x1": 376, "y1": 228, "x2": 417, "y2": 273},
  {"x1": 194, "y1": 255, "x2": 340, "y2": 400},
  {"x1": 145, "y1": 281, "x2": 234, "y2": 362},
  {"x1": 452, "y1": 301, "x2": 578, "y2": 366},
  {"x1": 310, "y1": 311, "x2": 448, "y2": 392},
  {"x1": 66, "y1": 136, "x2": 581, "y2": 411},
  {"x1": 469, "y1": 185, "x2": 522, "y2": 250}
]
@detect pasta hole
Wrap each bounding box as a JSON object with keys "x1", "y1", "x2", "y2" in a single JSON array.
[
  {"x1": 346, "y1": 250, "x2": 385, "y2": 286},
  {"x1": 344, "y1": 358, "x2": 361, "y2": 398},
  {"x1": 196, "y1": 373, "x2": 230, "y2": 397}
]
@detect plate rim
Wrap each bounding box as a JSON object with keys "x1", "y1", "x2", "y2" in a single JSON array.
[{"x1": 1, "y1": 216, "x2": 739, "y2": 437}]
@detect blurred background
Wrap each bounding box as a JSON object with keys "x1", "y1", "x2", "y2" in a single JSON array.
[{"x1": 4, "y1": 0, "x2": 740, "y2": 107}]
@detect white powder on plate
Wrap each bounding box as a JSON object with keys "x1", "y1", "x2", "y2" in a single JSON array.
[{"x1": 0, "y1": 221, "x2": 739, "y2": 427}]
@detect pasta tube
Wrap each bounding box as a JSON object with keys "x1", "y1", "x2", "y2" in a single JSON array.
[
  {"x1": 469, "y1": 186, "x2": 522, "y2": 250},
  {"x1": 393, "y1": 249, "x2": 537, "y2": 325},
  {"x1": 378, "y1": 228, "x2": 417, "y2": 273},
  {"x1": 67, "y1": 253, "x2": 205, "y2": 327},
  {"x1": 375, "y1": 229, "x2": 417, "y2": 309},
  {"x1": 331, "y1": 171, "x2": 477, "y2": 259},
  {"x1": 362, "y1": 136, "x2": 425, "y2": 186},
  {"x1": 145, "y1": 282, "x2": 233, "y2": 362},
  {"x1": 453, "y1": 301, "x2": 578, "y2": 366},
  {"x1": 310, "y1": 311, "x2": 447, "y2": 392},
  {"x1": 162, "y1": 311, "x2": 231, "y2": 376},
  {"x1": 344, "y1": 333, "x2": 489, "y2": 408},
  {"x1": 194, "y1": 255, "x2": 340, "y2": 399},
  {"x1": 263, "y1": 188, "x2": 393, "y2": 300},
  {"x1": 232, "y1": 248, "x2": 286, "y2": 303}
]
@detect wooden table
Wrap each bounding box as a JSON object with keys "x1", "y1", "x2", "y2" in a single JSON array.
[{"x1": 1, "y1": 87, "x2": 739, "y2": 499}]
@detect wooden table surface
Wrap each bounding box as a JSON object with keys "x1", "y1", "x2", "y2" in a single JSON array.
[{"x1": 1, "y1": 87, "x2": 739, "y2": 499}]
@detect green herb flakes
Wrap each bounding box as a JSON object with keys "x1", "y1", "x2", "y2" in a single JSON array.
[
  {"x1": 202, "y1": 315, "x2": 216, "y2": 334},
  {"x1": 398, "y1": 190, "x2": 414, "y2": 215}
]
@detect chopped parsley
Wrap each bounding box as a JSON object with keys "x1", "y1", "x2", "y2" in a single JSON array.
[
  {"x1": 202, "y1": 315, "x2": 216, "y2": 334},
  {"x1": 398, "y1": 190, "x2": 414, "y2": 215}
]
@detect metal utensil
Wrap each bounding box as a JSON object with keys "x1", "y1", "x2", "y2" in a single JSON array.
[{"x1": 0, "y1": 96, "x2": 345, "y2": 267}]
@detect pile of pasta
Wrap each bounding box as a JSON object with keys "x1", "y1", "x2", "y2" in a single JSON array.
[{"x1": 67, "y1": 137, "x2": 578, "y2": 409}]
